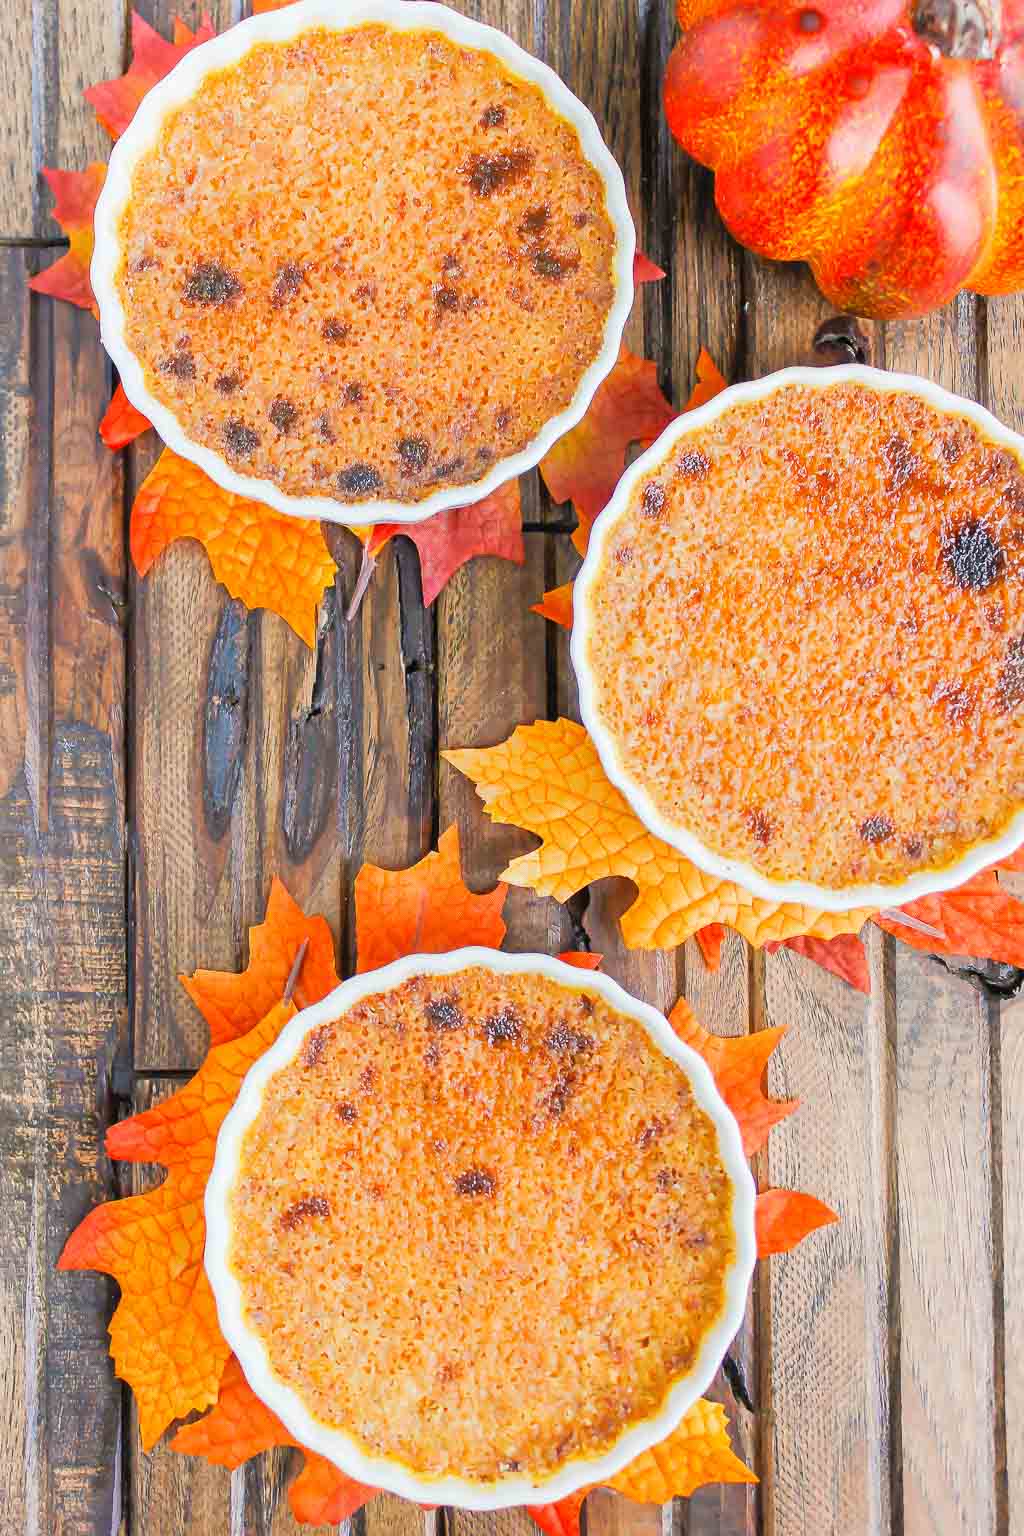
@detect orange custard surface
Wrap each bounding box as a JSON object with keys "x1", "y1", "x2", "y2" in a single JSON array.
[
  {"x1": 116, "y1": 25, "x2": 617, "y2": 503},
  {"x1": 228, "y1": 966, "x2": 734, "y2": 1482},
  {"x1": 585, "y1": 382, "x2": 1024, "y2": 889}
]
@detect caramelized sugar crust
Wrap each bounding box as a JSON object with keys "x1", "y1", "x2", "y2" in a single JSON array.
[
  {"x1": 229, "y1": 967, "x2": 734, "y2": 1482},
  {"x1": 116, "y1": 25, "x2": 617, "y2": 503},
  {"x1": 586, "y1": 383, "x2": 1024, "y2": 889}
]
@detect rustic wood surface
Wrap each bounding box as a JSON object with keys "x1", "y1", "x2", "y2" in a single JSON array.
[{"x1": 1, "y1": 1, "x2": 1021, "y2": 1533}]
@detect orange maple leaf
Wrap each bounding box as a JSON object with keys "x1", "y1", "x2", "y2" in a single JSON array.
[
  {"x1": 765, "y1": 932, "x2": 870, "y2": 993},
  {"x1": 668, "y1": 998, "x2": 796, "y2": 1157},
  {"x1": 59, "y1": 999, "x2": 294, "y2": 1448},
  {"x1": 539, "y1": 345, "x2": 675, "y2": 557},
  {"x1": 29, "y1": 164, "x2": 107, "y2": 315},
  {"x1": 100, "y1": 382, "x2": 153, "y2": 448},
  {"x1": 557, "y1": 950, "x2": 603, "y2": 970},
  {"x1": 682, "y1": 346, "x2": 728, "y2": 412},
  {"x1": 633, "y1": 251, "x2": 666, "y2": 285},
  {"x1": 444, "y1": 719, "x2": 874, "y2": 951},
  {"x1": 182, "y1": 876, "x2": 340, "y2": 1046},
  {"x1": 130, "y1": 448, "x2": 338, "y2": 647},
  {"x1": 755, "y1": 1190, "x2": 838, "y2": 1257},
  {"x1": 875, "y1": 868, "x2": 1024, "y2": 967},
  {"x1": 354, "y1": 825, "x2": 507, "y2": 972},
  {"x1": 354, "y1": 480, "x2": 524, "y2": 615},
  {"x1": 173, "y1": 1356, "x2": 376, "y2": 1524},
  {"x1": 694, "y1": 923, "x2": 726, "y2": 971},
  {"x1": 531, "y1": 579, "x2": 574, "y2": 629},
  {"x1": 607, "y1": 1397, "x2": 756, "y2": 1501},
  {"x1": 86, "y1": 11, "x2": 216, "y2": 138},
  {"x1": 527, "y1": 1491, "x2": 591, "y2": 1536}
]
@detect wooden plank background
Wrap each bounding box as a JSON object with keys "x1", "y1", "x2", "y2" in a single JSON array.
[{"x1": 0, "y1": 1, "x2": 1020, "y2": 1533}]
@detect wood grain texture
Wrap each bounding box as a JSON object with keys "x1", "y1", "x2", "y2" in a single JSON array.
[
  {"x1": 0, "y1": 246, "x2": 127, "y2": 1533},
  {"x1": 883, "y1": 305, "x2": 999, "y2": 1536}
]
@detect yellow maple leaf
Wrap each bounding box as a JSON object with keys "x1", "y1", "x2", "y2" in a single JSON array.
[
  {"x1": 608, "y1": 1397, "x2": 757, "y2": 1501},
  {"x1": 444, "y1": 719, "x2": 874, "y2": 949}
]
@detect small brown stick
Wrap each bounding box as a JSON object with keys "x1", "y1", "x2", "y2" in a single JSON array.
[{"x1": 283, "y1": 938, "x2": 310, "y2": 1004}]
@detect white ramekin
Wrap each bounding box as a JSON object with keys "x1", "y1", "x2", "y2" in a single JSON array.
[
  {"x1": 571, "y1": 363, "x2": 1024, "y2": 914},
  {"x1": 205, "y1": 946, "x2": 756, "y2": 1509},
  {"x1": 90, "y1": 0, "x2": 635, "y2": 527}
]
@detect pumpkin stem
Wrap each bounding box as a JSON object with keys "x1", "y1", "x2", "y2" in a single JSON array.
[{"x1": 913, "y1": 0, "x2": 1001, "y2": 58}]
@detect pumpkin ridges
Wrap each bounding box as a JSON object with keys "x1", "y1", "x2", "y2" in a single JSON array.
[{"x1": 665, "y1": 0, "x2": 1023, "y2": 317}]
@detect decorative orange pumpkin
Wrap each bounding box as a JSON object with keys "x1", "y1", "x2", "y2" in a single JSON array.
[{"x1": 664, "y1": 0, "x2": 1024, "y2": 318}]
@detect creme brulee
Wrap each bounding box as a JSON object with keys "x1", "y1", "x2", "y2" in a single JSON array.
[
  {"x1": 114, "y1": 24, "x2": 617, "y2": 502},
  {"x1": 582, "y1": 380, "x2": 1024, "y2": 889},
  {"x1": 226, "y1": 965, "x2": 735, "y2": 1482}
]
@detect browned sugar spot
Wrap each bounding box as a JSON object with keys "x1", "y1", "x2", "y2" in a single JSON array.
[
  {"x1": 214, "y1": 371, "x2": 241, "y2": 395},
  {"x1": 545, "y1": 1020, "x2": 595, "y2": 1056},
  {"x1": 932, "y1": 680, "x2": 975, "y2": 725},
  {"x1": 432, "y1": 457, "x2": 464, "y2": 481},
  {"x1": 572, "y1": 211, "x2": 590, "y2": 228},
  {"x1": 882, "y1": 433, "x2": 922, "y2": 495},
  {"x1": 636, "y1": 1119, "x2": 664, "y2": 1149},
  {"x1": 941, "y1": 520, "x2": 1005, "y2": 592},
  {"x1": 321, "y1": 317, "x2": 349, "y2": 343},
  {"x1": 302, "y1": 1026, "x2": 331, "y2": 1068},
  {"x1": 941, "y1": 435, "x2": 965, "y2": 466},
  {"x1": 129, "y1": 253, "x2": 159, "y2": 273},
  {"x1": 678, "y1": 449, "x2": 710, "y2": 479},
  {"x1": 313, "y1": 411, "x2": 335, "y2": 443},
  {"x1": 425, "y1": 996, "x2": 464, "y2": 1032},
  {"x1": 462, "y1": 148, "x2": 534, "y2": 198},
  {"x1": 398, "y1": 437, "x2": 430, "y2": 474},
  {"x1": 995, "y1": 635, "x2": 1024, "y2": 714},
  {"x1": 442, "y1": 252, "x2": 463, "y2": 278},
  {"x1": 224, "y1": 420, "x2": 260, "y2": 459},
  {"x1": 744, "y1": 807, "x2": 775, "y2": 846},
  {"x1": 530, "y1": 246, "x2": 580, "y2": 281},
  {"x1": 424, "y1": 1040, "x2": 442, "y2": 1070},
  {"x1": 495, "y1": 409, "x2": 512, "y2": 433},
  {"x1": 859, "y1": 815, "x2": 895, "y2": 844},
  {"x1": 614, "y1": 545, "x2": 634, "y2": 565},
  {"x1": 480, "y1": 104, "x2": 506, "y2": 127},
  {"x1": 656, "y1": 1167, "x2": 677, "y2": 1191},
  {"x1": 358, "y1": 1064, "x2": 376, "y2": 1093},
  {"x1": 454, "y1": 1168, "x2": 495, "y2": 1197},
  {"x1": 641, "y1": 483, "x2": 666, "y2": 520},
  {"x1": 355, "y1": 282, "x2": 377, "y2": 305},
  {"x1": 483, "y1": 1005, "x2": 521, "y2": 1045},
  {"x1": 337, "y1": 462, "x2": 382, "y2": 496},
  {"x1": 183, "y1": 260, "x2": 241, "y2": 306},
  {"x1": 268, "y1": 397, "x2": 299, "y2": 433},
  {"x1": 158, "y1": 349, "x2": 196, "y2": 381},
  {"x1": 281, "y1": 1195, "x2": 331, "y2": 1230},
  {"x1": 336, "y1": 1101, "x2": 358, "y2": 1123},
  {"x1": 434, "y1": 284, "x2": 461, "y2": 314},
  {"x1": 518, "y1": 204, "x2": 550, "y2": 238},
  {"x1": 903, "y1": 836, "x2": 925, "y2": 860},
  {"x1": 270, "y1": 261, "x2": 304, "y2": 307},
  {"x1": 543, "y1": 1072, "x2": 577, "y2": 1119}
]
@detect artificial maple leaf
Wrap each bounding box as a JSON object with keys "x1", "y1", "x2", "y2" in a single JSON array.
[
  {"x1": 667, "y1": 998, "x2": 796, "y2": 1157},
  {"x1": 174, "y1": 1356, "x2": 376, "y2": 1524},
  {"x1": 29, "y1": 164, "x2": 107, "y2": 315},
  {"x1": 531, "y1": 579, "x2": 574, "y2": 630},
  {"x1": 682, "y1": 346, "x2": 728, "y2": 412},
  {"x1": 351, "y1": 480, "x2": 524, "y2": 617},
  {"x1": 444, "y1": 719, "x2": 874, "y2": 952},
  {"x1": 354, "y1": 824, "x2": 507, "y2": 972},
  {"x1": 539, "y1": 345, "x2": 675, "y2": 557},
  {"x1": 633, "y1": 251, "x2": 666, "y2": 284},
  {"x1": 100, "y1": 382, "x2": 152, "y2": 448},
  {"x1": 755, "y1": 1190, "x2": 838, "y2": 1257},
  {"x1": 85, "y1": 10, "x2": 215, "y2": 138},
  {"x1": 557, "y1": 950, "x2": 602, "y2": 970},
  {"x1": 59, "y1": 999, "x2": 294, "y2": 1448},
  {"x1": 694, "y1": 923, "x2": 726, "y2": 971},
  {"x1": 182, "y1": 876, "x2": 339, "y2": 1047},
  {"x1": 607, "y1": 1397, "x2": 756, "y2": 1502},
  {"x1": 131, "y1": 448, "x2": 338, "y2": 646},
  {"x1": 766, "y1": 933, "x2": 870, "y2": 993},
  {"x1": 527, "y1": 1491, "x2": 591, "y2": 1536},
  {"x1": 875, "y1": 870, "x2": 1024, "y2": 967}
]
